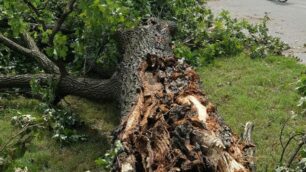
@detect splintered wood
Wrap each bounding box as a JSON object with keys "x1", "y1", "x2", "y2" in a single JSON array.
[{"x1": 115, "y1": 55, "x2": 253, "y2": 172}]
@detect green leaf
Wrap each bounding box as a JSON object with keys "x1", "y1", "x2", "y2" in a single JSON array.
[
  {"x1": 8, "y1": 18, "x2": 28, "y2": 36},
  {"x1": 301, "y1": 148, "x2": 306, "y2": 158},
  {"x1": 53, "y1": 33, "x2": 68, "y2": 59}
]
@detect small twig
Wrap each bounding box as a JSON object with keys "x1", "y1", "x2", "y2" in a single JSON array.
[
  {"x1": 48, "y1": 0, "x2": 77, "y2": 44},
  {"x1": 0, "y1": 123, "x2": 43, "y2": 153},
  {"x1": 279, "y1": 117, "x2": 290, "y2": 149},
  {"x1": 22, "y1": 0, "x2": 47, "y2": 29},
  {"x1": 22, "y1": 0, "x2": 40, "y2": 17},
  {"x1": 279, "y1": 133, "x2": 303, "y2": 164},
  {"x1": 278, "y1": 116, "x2": 304, "y2": 165},
  {"x1": 286, "y1": 135, "x2": 306, "y2": 168},
  {"x1": 0, "y1": 123, "x2": 30, "y2": 153}
]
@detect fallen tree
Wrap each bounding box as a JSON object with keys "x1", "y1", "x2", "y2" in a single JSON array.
[{"x1": 0, "y1": 18, "x2": 255, "y2": 171}]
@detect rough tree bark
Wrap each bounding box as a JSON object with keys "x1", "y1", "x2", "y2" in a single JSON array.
[{"x1": 0, "y1": 18, "x2": 255, "y2": 172}]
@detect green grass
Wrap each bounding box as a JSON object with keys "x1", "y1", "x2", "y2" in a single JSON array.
[
  {"x1": 0, "y1": 96, "x2": 118, "y2": 172},
  {"x1": 198, "y1": 54, "x2": 306, "y2": 171},
  {"x1": 1, "y1": 54, "x2": 305, "y2": 171}
]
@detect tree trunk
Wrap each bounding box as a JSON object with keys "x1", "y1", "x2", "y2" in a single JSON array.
[
  {"x1": 111, "y1": 18, "x2": 254, "y2": 172},
  {"x1": 0, "y1": 18, "x2": 255, "y2": 172}
]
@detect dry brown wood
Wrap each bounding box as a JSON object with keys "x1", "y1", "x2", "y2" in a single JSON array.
[
  {"x1": 114, "y1": 54, "x2": 254, "y2": 172},
  {"x1": 242, "y1": 122, "x2": 256, "y2": 172}
]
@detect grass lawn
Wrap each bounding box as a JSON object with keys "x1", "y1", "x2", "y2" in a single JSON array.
[
  {"x1": 0, "y1": 97, "x2": 118, "y2": 172},
  {"x1": 199, "y1": 54, "x2": 306, "y2": 171},
  {"x1": 1, "y1": 54, "x2": 305, "y2": 171}
]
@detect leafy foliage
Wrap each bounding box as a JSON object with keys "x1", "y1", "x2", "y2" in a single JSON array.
[
  {"x1": 95, "y1": 140, "x2": 123, "y2": 171},
  {"x1": 270, "y1": 69, "x2": 306, "y2": 171},
  {"x1": 276, "y1": 157, "x2": 306, "y2": 172},
  {"x1": 30, "y1": 76, "x2": 87, "y2": 144},
  {"x1": 30, "y1": 77, "x2": 58, "y2": 104},
  {"x1": 0, "y1": 0, "x2": 289, "y2": 75},
  {"x1": 296, "y1": 74, "x2": 306, "y2": 115},
  {"x1": 41, "y1": 104, "x2": 87, "y2": 144},
  {"x1": 0, "y1": 103, "x2": 86, "y2": 171},
  {"x1": 0, "y1": 47, "x2": 40, "y2": 74},
  {"x1": 172, "y1": 8, "x2": 288, "y2": 65},
  {"x1": 0, "y1": 113, "x2": 42, "y2": 171}
]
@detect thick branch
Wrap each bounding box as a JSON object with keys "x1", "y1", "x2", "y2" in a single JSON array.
[
  {"x1": 84, "y1": 58, "x2": 115, "y2": 79},
  {"x1": 58, "y1": 75, "x2": 120, "y2": 101},
  {"x1": 48, "y1": 0, "x2": 76, "y2": 44},
  {"x1": 22, "y1": 33, "x2": 41, "y2": 51},
  {"x1": 0, "y1": 33, "x2": 60, "y2": 74},
  {"x1": 0, "y1": 74, "x2": 119, "y2": 102},
  {"x1": 0, "y1": 34, "x2": 32, "y2": 55},
  {"x1": 0, "y1": 74, "x2": 50, "y2": 88}
]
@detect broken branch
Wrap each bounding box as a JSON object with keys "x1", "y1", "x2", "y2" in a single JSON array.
[
  {"x1": 242, "y1": 122, "x2": 256, "y2": 172},
  {"x1": 0, "y1": 33, "x2": 32, "y2": 55},
  {"x1": 48, "y1": 0, "x2": 76, "y2": 44},
  {"x1": 0, "y1": 33, "x2": 60, "y2": 74},
  {"x1": 286, "y1": 135, "x2": 306, "y2": 167}
]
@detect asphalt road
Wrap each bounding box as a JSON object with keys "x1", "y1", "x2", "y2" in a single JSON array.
[{"x1": 207, "y1": 0, "x2": 306, "y2": 62}]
